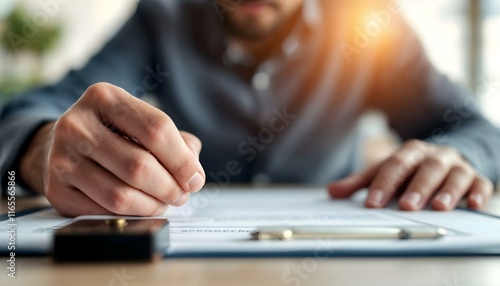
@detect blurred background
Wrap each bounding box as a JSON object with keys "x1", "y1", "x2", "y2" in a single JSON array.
[{"x1": 0, "y1": 0, "x2": 499, "y2": 126}]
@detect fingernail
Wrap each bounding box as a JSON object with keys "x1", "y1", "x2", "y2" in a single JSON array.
[
  {"x1": 173, "y1": 191, "x2": 189, "y2": 206},
  {"x1": 403, "y1": 192, "x2": 422, "y2": 208},
  {"x1": 368, "y1": 190, "x2": 385, "y2": 207},
  {"x1": 470, "y1": 193, "x2": 483, "y2": 208},
  {"x1": 436, "y1": 193, "x2": 453, "y2": 208},
  {"x1": 188, "y1": 172, "x2": 204, "y2": 193}
]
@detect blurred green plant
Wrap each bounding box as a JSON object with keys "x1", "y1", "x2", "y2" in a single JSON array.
[
  {"x1": 0, "y1": 5, "x2": 62, "y2": 99},
  {"x1": 1, "y1": 7, "x2": 61, "y2": 54}
]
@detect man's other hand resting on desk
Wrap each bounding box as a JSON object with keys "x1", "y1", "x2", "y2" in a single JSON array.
[{"x1": 328, "y1": 140, "x2": 494, "y2": 211}]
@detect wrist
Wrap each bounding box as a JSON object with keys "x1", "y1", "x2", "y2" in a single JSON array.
[{"x1": 20, "y1": 122, "x2": 55, "y2": 195}]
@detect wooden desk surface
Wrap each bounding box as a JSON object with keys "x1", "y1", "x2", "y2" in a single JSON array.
[{"x1": 2, "y1": 189, "x2": 500, "y2": 286}]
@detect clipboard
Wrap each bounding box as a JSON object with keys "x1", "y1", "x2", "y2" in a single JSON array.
[{"x1": 1, "y1": 188, "x2": 500, "y2": 258}]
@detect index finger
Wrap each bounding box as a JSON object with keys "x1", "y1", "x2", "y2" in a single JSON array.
[{"x1": 366, "y1": 141, "x2": 429, "y2": 208}]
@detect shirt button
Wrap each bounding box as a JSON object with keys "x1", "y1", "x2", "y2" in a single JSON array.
[
  {"x1": 283, "y1": 37, "x2": 300, "y2": 57},
  {"x1": 252, "y1": 72, "x2": 271, "y2": 91}
]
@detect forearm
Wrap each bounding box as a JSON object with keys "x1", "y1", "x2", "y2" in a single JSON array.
[{"x1": 0, "y1": 114, "x2": 59, "y2": 196}]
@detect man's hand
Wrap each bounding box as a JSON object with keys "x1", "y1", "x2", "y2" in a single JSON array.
[
  {"x1": 20, "y1": 82, "x2": 205, "y2": 217},
  {"x1": 328, "y1": 140, "x2": 494, "y2": 211}
]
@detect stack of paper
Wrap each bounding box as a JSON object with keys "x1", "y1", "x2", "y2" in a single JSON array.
[{"x1": 1, "y1": 188, "x2": 499, "y2": 257}]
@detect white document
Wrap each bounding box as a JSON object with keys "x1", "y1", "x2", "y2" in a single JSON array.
[{"x1": 1, "y1": 188, "x2": 500, "y2": 257}]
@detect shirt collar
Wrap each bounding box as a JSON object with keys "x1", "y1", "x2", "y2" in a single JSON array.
[{"x1": 200, "y1": 0, "x2": 322, "y2": 66}]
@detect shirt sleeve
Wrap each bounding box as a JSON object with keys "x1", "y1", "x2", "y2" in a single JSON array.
[
  {"x1": 368, "y1": 13, "x2": 500, "y2": 184},
  {"x1": 0, "y1": 2, "x2": 153, "y2": 196}
]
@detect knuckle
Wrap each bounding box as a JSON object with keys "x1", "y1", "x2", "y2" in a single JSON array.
[
  {"x1": 154, "y1": 178, "x2": 182, "y2": 204},
  {"x1": 424, "y1": 156, "x2": 447, "y2": 172},
  {"x1": 145, "y1": 115, "x2": 174, "y2": 143},
  {"x1": 54, "y1": 114, "x2": 92, "y2": 150},
  {"x1": 387, "y1": 155, "x2": 409, "y2": 169},
  {"x1": 125, "y1": 156, "x2": 151, "y2": 184},
  {"x1": 380, "y1": 171, "x2": 402, "y2": 186},
  {"x1": 371, "y1": 167, "x2": 402, "y2": 189},
  {"x1": 47, "y1": 153, "x2": 75, "y2": 182},
  {"x1": 172, "y1": 155, "x2": 195, "y2": 175},
  {"x1": 426, "y1": 157, "x2": 447, "y2": 171},
  {"x1": 375, "y1": 156, "x2": 412, "y2": 186},
  {"x1": 85, "y1": 82, "x2": 112, "y2": 97},
  {"x1": 441, "y1": 146, "x2": 461, "y2": 158},
  {"x1": 54, "y1": 113, "x2": 79, "y2": 138},
  {"x1": 483, "y1": 178, "x2": 494, "y2": 189},
  {"x1": 404, "y1": 139, "x2": 427, "y2": 150},
  {"x1": 47, "y1": 151, "x2": 64, "y2": 168},
  {"x1": 477, "y1": 176, "x2": 494, "y2": 193},
  {"x1": 452, "y1": 165, "x2": 475, "y2": 177},
  {"x1": 158, "y1": 183, "x2": 181, "y2": 203},
  {"x1": 107, "y1": 189, "x2": 133, "y2": 214},
  {"x1": 84, "y1": 82, "x2": 117, "y2": 105}
]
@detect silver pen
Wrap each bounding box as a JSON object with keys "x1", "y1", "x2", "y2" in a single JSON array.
[{"x1": 251, "y1": 226, "x2": 447, "y2": 240}]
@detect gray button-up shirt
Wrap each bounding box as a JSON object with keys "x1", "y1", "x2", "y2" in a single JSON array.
[{"x1": 1, "y1": 0, "x2": 500, "y2": 194}]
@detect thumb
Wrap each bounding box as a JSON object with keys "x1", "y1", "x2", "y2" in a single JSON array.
[
  {"x1": 179, "y1": 131, "x2": 202, "y2": 157},
  {"x1": 328, "y1": 164, "x2": 379, "y2": 198}
]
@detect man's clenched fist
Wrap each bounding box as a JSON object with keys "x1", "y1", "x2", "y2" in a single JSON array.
[{"x1": 20, "y1": 83, "x2": 205, "y2": 217}]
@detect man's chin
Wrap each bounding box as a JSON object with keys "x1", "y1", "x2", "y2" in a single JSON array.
[
  {"x1": 226, "y1": 25, "x2": 276, "y2": 40},
  {"x1": 223, "y1": 16, "x2": 281, "y2": 40}
]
